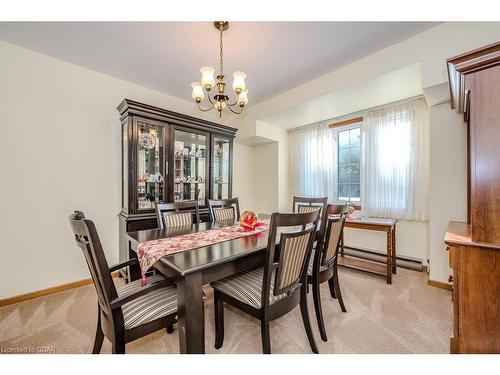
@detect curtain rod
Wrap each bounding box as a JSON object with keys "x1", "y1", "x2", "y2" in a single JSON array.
[{"x1": 288, "y1": 94, "x2": 425, "y2": 133}]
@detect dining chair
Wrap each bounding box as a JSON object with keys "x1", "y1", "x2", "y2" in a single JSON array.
[
  {"x1": 207, "y1": 197, "x2": 240, "y2": 223},
  {"x1": 210, "y1": 210, "x2": 321, "y2": 354},
  {"x1": 68, "y1": 211, "x2": 178, "y2": 354},
  {"x1": 292, "y1": 196, "x2": 328, "y2": 216},
  {"x1": 155, "y1": 200, "x2": 200, "y2": 229},
  {"x1": 325, "y1": 203, "x2": 360, "y2": 258},
  {"x1": 307, "y1": 204, "x2": 347, "y2": 342}
]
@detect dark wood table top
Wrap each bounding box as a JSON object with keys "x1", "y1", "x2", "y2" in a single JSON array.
[{"x1": 126, "y1": 214, "x2": 292, "y2": 277}]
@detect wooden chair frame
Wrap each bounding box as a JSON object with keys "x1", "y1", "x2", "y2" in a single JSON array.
[
  {"x1": 213, "y1": 210, "x2": 321, "y2": 354},
  {"x1": 155, "y1": 200, "x2": 200, "y2": 229},
  {"x1": 307, "y1": 204, "x2": 347, "y2": 342},
  {"x1": 68, "y1": 211, "x2": 177, "y2": 354},
  {"x1": 292, "y1": 196, "x2": 328, "y2": 216},
  {"x1": 207, "y1": 197, "x2": 240, "y2": 223}
]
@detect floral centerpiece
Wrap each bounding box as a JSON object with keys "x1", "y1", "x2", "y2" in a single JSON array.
[{"x1": 240, "y1": 211, "x2": 264, "y2": 232}]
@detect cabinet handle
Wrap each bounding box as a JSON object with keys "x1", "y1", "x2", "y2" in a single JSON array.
[{"x1": 448, "y1": 275, "x2": 454, "y2": 283}]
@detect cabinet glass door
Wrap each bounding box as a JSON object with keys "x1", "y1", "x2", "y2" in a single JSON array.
[
  {"x1": 136, "y1": 120, "x2": 164, "y2": 211},
  {"x1": 212, "y1": 136, "x2": 231, "y2": 200},
  {"x1": 173, "y1": 130, "x2": 207, "y2": 204}
]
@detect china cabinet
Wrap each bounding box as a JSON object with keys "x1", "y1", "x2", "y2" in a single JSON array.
[{"x1": 117, "y1": 99, "x2": 237, "y2": 279}]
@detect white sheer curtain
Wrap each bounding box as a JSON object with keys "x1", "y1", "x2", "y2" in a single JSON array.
[
  {"x1": 361, "y1": 98, "x2": 430, "y2": 221},
  {"x1": 289, "y1": 122, "x2": 337, "y2": 200}
]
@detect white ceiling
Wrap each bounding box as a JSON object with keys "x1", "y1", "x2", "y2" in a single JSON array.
[
  {"x1": 0, "y1": 22, "x2": 439, "y2": 105},
  {"x1": 261, "y1": 64, "x2": 424, "y2": 129}
]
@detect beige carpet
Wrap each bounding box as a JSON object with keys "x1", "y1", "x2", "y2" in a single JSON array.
[{"x1": 0, "y1": 267, "x2": 452, "y2": 354}]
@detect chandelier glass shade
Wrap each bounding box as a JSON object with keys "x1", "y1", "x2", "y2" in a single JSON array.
[{"x1": 191, "y1": 21, "x2": 248, "y2": 117}]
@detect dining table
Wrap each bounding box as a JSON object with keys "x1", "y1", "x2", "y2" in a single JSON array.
[{"x1": 126, "y1": 215, "x2": 281, "y2": 354}]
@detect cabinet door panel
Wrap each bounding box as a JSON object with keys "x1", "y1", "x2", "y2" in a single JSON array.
[
  {"x1": 134, "y1": 118, "x2": 167, "y2": 212},
  {"x1": 211, "y1": 136, "x2": 232, "y2": 200},
  {"x1": 172, "y1": 128, "x2": 209, "y2": 205}
]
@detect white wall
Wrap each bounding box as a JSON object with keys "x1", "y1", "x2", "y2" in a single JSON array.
[
  {"x1": 253, "y1": 142, "x2": 279, "y2": 214},
  {"x1": 255, "y1": 121, "x2": 291, "y2": 212},
  {"x1": 0, "y1": 41, "x2": 254, "y2": 299},
  {"x1": 232, "y1": 142, "x2": 256, "y2": 212},
  {"x1": 428, "y1": 103, "x2": 468, "y2": 282},
  {"x1": 344, "y1": 221, "x2": 428, "y2": 262}
]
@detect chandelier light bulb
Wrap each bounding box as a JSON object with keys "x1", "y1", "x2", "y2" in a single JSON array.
[
  {"x1": 215, "y1": 101, "x2": 227, "y2": 112},
  {"x1": 191, "y1": 82, "x2": 204, "y2": 102},
  {"x1": 200, "y1": 66, "x2": 215, "y2": 90},
  {"x1": 238, "y1": 89, "x2": 248, "y2": 107},
  {"x1": 232, "y1": 71, "x2": 246, "y2": 94}
]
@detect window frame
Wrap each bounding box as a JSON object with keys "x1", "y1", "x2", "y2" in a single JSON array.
[{"x1": 332, "y1": 122, "x2": 362, "y2": 205}]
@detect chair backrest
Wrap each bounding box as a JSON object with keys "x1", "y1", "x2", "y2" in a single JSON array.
[
  {"x1": 155, "y1": 201, "x2": 200, "y2": 229},
  {"x1": 292, "y1": 196, "x2": 328, "y2": 216},
  {"x1": 68, "y1": 211, "x2": 121, "y2": 328},
  {"x1": 314, "y1": 204, "x2": 347, "y2": 270},
  {"x1": 321, "y1": 215, "x2": 346, "y2": 268},
  {"x1": 262, "y1": 210, "x2": 320, "y2": 307},
  {"x1": 207, "y1": 198, "x2": 240, "y2": 223}
]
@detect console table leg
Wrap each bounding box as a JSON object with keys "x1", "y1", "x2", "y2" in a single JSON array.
[
  {"x1": 386, "y1": 230, "x2": 392, "y2": 284},
  {"x1": 392, "y1": 225, "x2": 397, "y2": 274}
]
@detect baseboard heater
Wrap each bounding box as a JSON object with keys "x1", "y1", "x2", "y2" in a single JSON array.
[{"x1": 342, "y1": 246, "x2": 423, "y2": 272}]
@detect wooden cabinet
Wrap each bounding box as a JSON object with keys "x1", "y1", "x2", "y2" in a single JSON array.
[
  {"x1": 445, "y1": 222, "x2": 500, "y2": 354},
  {"x1": 446, "y1": 42, "x2": 500, "y2": 354},
  {"x1": 117, "y1": 99, "x2": 237, "y2": 279}
]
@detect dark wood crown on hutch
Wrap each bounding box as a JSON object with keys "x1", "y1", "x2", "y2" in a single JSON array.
[
  {"x1": 117, "y1": 99, "x2": 237, "y2": 138},
  {"x1": 117, "y1": 99, "x2": 237, "y2": 281}
]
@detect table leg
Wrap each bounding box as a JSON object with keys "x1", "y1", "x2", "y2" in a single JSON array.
[
  {"x1": 177, "y1": 272, "x2": 205, "y2": 354},
  {"x1": 128, "y1": 242, "x2": 141, "y2": 282},
  {"x1": 392, "y1": 225, "x2": 397, "y2": 274},
  {"x1": 386, "y1": 230, "x2": 392, "y2": 284}
]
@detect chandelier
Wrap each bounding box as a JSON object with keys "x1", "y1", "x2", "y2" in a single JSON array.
[{"x1": 190, "y1": 21, "x2": 248, "y2": 117}]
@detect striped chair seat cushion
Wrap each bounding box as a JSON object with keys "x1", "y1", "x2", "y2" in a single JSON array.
[
  {"x1": 297, "y1": 205, "x2": 321, "y2": 213},
  {"x1": 307, "y1": 250, "x2": 329, "y2": 275},
  {"x1": 211, "y1": 267, "x2": 296, "y2": 309},
  {"x1": 117, "y1": 274, "x2": 177, "y2": 329},
  {"x1": 162, "y1": 211, "x2": 193, "y2": 228},
  {"x1": 213, "y1": 207, "x2": 235, "y2": 222}
]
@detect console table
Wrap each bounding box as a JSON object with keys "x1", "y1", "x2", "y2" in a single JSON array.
[{"x1": 338, "y1": 216, "x2": 398, "y2": 284}]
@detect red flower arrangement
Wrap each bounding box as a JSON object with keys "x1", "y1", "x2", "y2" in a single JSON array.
[{"x1": 240, "y1": 211, "x2": 265, "y2": 231}]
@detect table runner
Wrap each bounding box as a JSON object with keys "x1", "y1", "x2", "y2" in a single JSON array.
[{"x1": 137, "y1": 220, "x2": 270, "y2": 286}]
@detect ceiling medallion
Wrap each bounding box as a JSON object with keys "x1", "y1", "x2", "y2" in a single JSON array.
[{"x1": 190, "y1": 21, "x2": 248, "y2": 117}]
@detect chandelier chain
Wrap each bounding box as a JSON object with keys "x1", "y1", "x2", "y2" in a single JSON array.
[{"x1": 219, "y1": 22, "x2": 224, "y2": 76}]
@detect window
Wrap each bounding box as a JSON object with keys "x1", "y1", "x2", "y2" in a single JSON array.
[
  {"x1": 290, "y1": 97, "x2": 429, "y2": 219},
  {"x1": 337, "y1": 127, "x2": 360, "y2": 202},
  {"x1": 289, "y1": 122, "x2": 361, "y2": 205}
]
